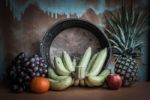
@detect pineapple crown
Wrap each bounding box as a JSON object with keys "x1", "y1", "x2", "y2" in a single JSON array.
[{"x1": 104, "y1": 0, "x2": 150, "y2": 58}]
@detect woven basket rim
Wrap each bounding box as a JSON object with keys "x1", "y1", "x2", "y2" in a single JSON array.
[{"x1": 40, "y1": 18, "x2": 112, "y2": 68}]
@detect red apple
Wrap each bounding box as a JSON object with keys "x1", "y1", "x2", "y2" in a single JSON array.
[{"x1": 107, "y1": 74, "x2": 122, "y2": 90}]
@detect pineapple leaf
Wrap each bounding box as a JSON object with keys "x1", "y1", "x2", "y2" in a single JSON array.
[
  {"x1": 117, "y1": 9, "x2": 122, "y2": 24},
  {"x1": 125, "y1": 8, "x2": 129, "y2": 23},
  {"x1": 104, "y1": 15, "x2": 118, "y2": 34},
  {"x1": 105, "y1": 28, "x2": 126, "y2": 49},
  {"x1": 136, "y1": 14, "x2": 150, "y2": 37},
  {"x1": 137, "y1": 26, "x2": 150, "y2": 36},
  {"x1": 130, "y1": 36, "x2": 134, "y2": 49},
  {"x1": 112, "y1": 46, "x2": 123, "y2": 54},
  {"x1": 110, "y1": 39, "x2": 119, "y2": 47},
  {"x1": 105, "y1": 13, "x2": 126, "y2": 44},
  {"x1": 134, "y1": 42, "x2": 144, "y2": 49},
  {"x1": 117, "y1": 25, "x2": 126, "y2": 43},
  {"x1": 133, "y1": 9, "x2": 143, "y2": 28},
  {"x1": 121, "y1": 0, "x2": 125, "y2": 29},
  {"x1": 109, "y1": 11, "x2": 121, "y2": 26},
  {"x1": 104, "y1": 0, "x2": 149, "y2": 58}
]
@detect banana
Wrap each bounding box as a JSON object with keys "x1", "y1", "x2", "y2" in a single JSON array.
[
  {"x1": 71, "y1": 78, "x2": 75, "y2": 86},
  {"x1": 48, "y1": 67, "x2": 68, "y2": 80},
  {"x1": 77, "y1": 47, "x2": 92, "y2": 79},
  {"x1": 72, "y1": 58, "x2": 77, "y2": 67},
  {"x1": 84, "y1": 78, "x2": 94, "y2": 87},
  {"x1": 88, "y1": 48, "x2": 107, "y2": 76},
  {"x1": 87, "y1": 69, "x2": 110, "y2": 86},
  {"x1": 54, "y1": 56, "x2": 70, "y2": 76},
  {"x1": 62, "y1": 51, "x2": 75, "y2": 72},
  {"x1": 49, "y1": 76, "x2": 73, "y2": 91},
  {"x1": 75, "y1": 66, "x2": 87, "y2": 80},
  {"x1": 78, "y1": 47, "x2": 92, "y2": 68},
  {"x1": 86, "y1": 53, "x2": 98, "y2": 74},
  {"x1": 73, "y1": 79, "x2": 80, "y2": 86},
  {"x1": 87, "y1": 76, "x2": 104, "y2": 86},
  {"x1": 79, "y1": 79, "x2": 85, "y2": 86}
]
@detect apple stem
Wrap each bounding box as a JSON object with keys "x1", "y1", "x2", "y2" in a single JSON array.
[{"x1": 106, "y1": 64, "x2": 115, "y2": 74}]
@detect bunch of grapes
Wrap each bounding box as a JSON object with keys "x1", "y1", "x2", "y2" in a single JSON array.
[{"x1": 8, "y1": 52, "x2": 48, "y2": 92}]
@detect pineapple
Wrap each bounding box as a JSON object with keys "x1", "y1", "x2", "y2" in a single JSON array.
[{"x1": 104, "y1": 0, "x2": 149, "y2": 86}]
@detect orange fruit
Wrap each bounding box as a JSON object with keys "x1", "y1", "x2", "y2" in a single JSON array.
[{"x1": 30, "y1": 77, "x2": 50, "y2": 93}]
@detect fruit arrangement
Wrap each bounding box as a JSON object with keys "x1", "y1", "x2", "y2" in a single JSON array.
[
  {"x1": 7, "y1": 0, "x2": 148, "y2": 93},
  {"x1": 104, "y1": 0, "x2": 149, "y2": 86},
  {"x1": 48, "y1": 47, "x2": 111, "y2": 90},
  {"x1": 7, "y1": 53, "x2": 48, "y2": 92},
  {"x1": 7, "y1": 47, "x2": 112, "y2": 92}
]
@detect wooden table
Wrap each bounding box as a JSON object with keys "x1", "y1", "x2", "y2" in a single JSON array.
[{"x1": 0, "y1": 82, "x2": 150, "y2": 100}]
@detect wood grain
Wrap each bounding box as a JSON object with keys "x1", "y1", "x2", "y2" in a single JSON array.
[{"x1": 0, "y1": 82, "x2": 150, "y2": 100}]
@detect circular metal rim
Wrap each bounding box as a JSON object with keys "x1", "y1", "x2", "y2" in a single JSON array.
[{"x1": 40, "y1": 18, "x2": 112, "y2": 68}]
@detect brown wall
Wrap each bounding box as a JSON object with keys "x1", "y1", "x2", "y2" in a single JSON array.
[{"x1": 0, "y1": 0, "x2": 149, "y2": 81}]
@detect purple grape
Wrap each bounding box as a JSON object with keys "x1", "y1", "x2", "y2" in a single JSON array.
[
  {"x1": 20, "y1": 72, "x2": 25, "y2": 77},
  {"x1": 41, "y1": 59, "x2": 45, "y2": 63},
  {"x1": 40, "y1": 63, "x2": 44, "y2": 67},
  {"x1": 32, "y1": 72, "x2": 36, "y2": 77},
  {"x1": 23, "y1": 58, "x2": 28, "y2": 63},
  {"x1": 36, "y1": 72, "x2": 40, "y2": 77},
  {"x1": 39, "y1": 68, "x2": 43, "y2": 73},
  {"x1": 41, "y1": 74, "x2": 45, "y2": 77},
  {"x1": 17, "y1": 65, "x2": 21, "y2": 69},
  {"x1": 22, "y1": 67, "x2": 26, "y2": 71},
  {"x1": 35, "y1": 57, "x2": 40, "y2": 61},
  {"x1": 25, "y1": 61, "x2": 30, "y2": 67},
  {"x1": 34, "y1": 54, "x2": 39, "y2": 58},
  {"x1": 33, "y1": 67, "x2": 38, "y2": 72},
  {"x1": 31, "y1": 63, "x2": 35, "y2": 67},
  {"x1": 25, "y1": 75, "x2": 30, "y2": 80},
  {"x1": 30, "y1": 58, "x2": 35, "y2": 63},
  {"x1": 44, "y1": 64, "x2": 48, "y2": 68},
  {"x1": 18, "y1": 52, "x2": 25, "y2": 59},
  {"x1": 35, "y1": 61, "x2": 40, "y2": 65},
  {"x1": 39, "y1": 57, "x2": 43, "y2": 60},
  {"x1": 8, "y1": 52, "x2": 48, "y2": 93},
  {"x1": 16, "y1": 60, "x2": 21, "y2": 64},
  {"x1": 43, "y1": 69, "x2": 48, "y2": 73},
  {"x1": 19, "y1": 78, "x2": 23, "y2": 83}
]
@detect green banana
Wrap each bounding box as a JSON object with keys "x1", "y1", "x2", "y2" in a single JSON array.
[
  {"x1": 73, "y1": 79, "x2": 80, "y2": 86},
  {"x1": 77, "y1": 47, "x2": 92, "y2": 79},
  {"x1": 48, "y1": 67, "x2": 68, "y2": 80},
  {"x1": 54, "y1": 56, "x2": 70, "y2": 76},
  {"x1": 86, "y1": 53, "x2": 98, "y2": 74},
  {"x1": 71, "y1": 78, "x2": 75, "y2": 86},
  {"x1": 72, "y1": 58, "x2": 77, "y2": 67},
  {"x1": 87, "y1": 69, "x2": 110, "y2": 86},
  {"x1": 84, "y1": 78, "x2": 94, "y2": 87},
  {"x1": 49, "y1": 76, "x2": 73, "y2": 91},
  {"x1": 88, "y1": 48, "x2": 108, "y2": 76},
  {"x1": 79, "y1": 79, "x2": 85, "y2": 86},
  {"x1": 78, "y1": 47, "x2": 92, "y2": 68},
  {"x1": 62, "y1": 51, "x2": 75, "y2": 72}
]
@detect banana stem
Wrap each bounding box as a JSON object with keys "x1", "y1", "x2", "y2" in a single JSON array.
[{"x1": 75, "y1": 67, "x2": 86, "y2": 79}]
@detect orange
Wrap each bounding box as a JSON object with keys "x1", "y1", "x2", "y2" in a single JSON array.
[{"x1": 30, "y1": 77, "x2": 50, "y2": 93}]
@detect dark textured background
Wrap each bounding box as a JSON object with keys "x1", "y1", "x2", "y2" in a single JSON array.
[{"x1": 0, "y1": 0, "x2": 149, "y2": 82}]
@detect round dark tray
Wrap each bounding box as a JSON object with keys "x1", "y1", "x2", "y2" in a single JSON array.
[{"x1": 40, "y1": 19, "x2": 112, "y2": 67}]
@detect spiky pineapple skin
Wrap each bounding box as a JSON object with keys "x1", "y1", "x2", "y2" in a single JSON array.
[{"x1": 114, "y1": 55, "x2": 138, "y2": 86}]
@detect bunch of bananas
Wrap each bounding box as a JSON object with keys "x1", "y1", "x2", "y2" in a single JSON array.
[{"x1": 48, "y1": 47, "x2": 110, "y2": 91}]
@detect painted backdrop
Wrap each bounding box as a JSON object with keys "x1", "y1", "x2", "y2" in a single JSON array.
[{"x1": 0, "y1": 0, "x2": 149, "y2": 81}]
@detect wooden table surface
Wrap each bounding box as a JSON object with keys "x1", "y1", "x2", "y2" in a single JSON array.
[{"x1": 0, "y1": 82, "x2": 150, "y2": 100}]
